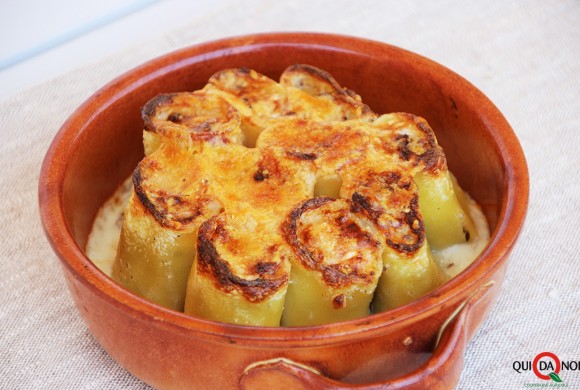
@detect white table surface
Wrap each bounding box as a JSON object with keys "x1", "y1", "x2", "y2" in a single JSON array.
[{"x1": 1, "y1": 1, "x2": 579, "y2": 389}]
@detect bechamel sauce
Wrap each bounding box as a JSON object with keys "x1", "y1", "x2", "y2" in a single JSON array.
[
  {"x1": 431, "y1": 194, "x2": 490, "y2": 279},
  {"x1": 86, "y1": 177, "x2": 132, "y2": 276},
  {"x1": 86, "y1": 178, "x2": 490, "y2": 281}
]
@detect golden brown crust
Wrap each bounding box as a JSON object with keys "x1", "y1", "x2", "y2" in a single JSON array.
[
  {"x1": 257, "y1": 118, "x2": 369, "y2": 173},
  {"x1": 282, "y1": 197, "x2": 383, "y2": 288},
  {"x1": 133, "y1": 167, "x2": 204, "y2": 228},
  {"x1": 282, "y1": 197, "x2": 334, "y2": 270},
  {"x1": 281, "y1": 64, "x2": 346, "y2": 96},
  {"x1": 141, "y1": 91, "x2": 243, "y2": 146},
  {"x1": 347, "y1": 169, "x2": 425, "y2": 255},
  {"x1": 280, "y1": 64, "x2": 377, "y2": 121},
  {"x1": 369, "y1": 113, "x2": 447, "y2": 174},
  {"x1": 135, "y1": 67, "x2": 445, "y2": 251},
  {"x1": 131, "y1": 144, "x2": 222, "y2": 230},
  {"x1": 205, "y1": 67, "x2": 288, "y2": 121},
  {"x1": 197, "y1": 214, "x2": 289, "y2": 302}
]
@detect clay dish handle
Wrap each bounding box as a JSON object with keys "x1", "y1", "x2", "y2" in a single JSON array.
[{"x1": 240, "y1": 282, "x2": 494, "y2": 390}]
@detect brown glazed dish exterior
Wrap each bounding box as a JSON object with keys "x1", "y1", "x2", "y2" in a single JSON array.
[{"x1": 39, "y1": 33, "x2": 528, "y2": 389}]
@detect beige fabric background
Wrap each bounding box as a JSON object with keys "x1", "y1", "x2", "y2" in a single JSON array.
[{"x1": 1, "y1": 0, "x2": 579, "y2": 389}]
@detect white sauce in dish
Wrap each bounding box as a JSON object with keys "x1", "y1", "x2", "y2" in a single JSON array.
[
  {"x1": 86, "y1": 177, "x2": 490, "y2": 281},
  {"x1": 85, "y1": 177, "x2": 132, "y2": 276},
  {"x1": 431, "y1": 194, "x2": 490, "y2": 279}
]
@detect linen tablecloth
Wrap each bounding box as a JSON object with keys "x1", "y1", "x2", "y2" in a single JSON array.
[{"x1": 1, "y1": 1, "x2": 579, "y2": 388}]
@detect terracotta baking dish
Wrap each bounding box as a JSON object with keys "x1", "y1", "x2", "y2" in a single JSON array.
[{"x1": 39, "y1": 33, "x2": 528, "y2": 389}]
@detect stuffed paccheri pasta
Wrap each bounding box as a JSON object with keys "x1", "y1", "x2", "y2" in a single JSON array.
[{"x1": 86, "y1": 64, "x2": 489, "y2": 326}]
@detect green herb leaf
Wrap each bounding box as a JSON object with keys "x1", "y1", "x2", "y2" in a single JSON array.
[{"x1": 549, "y1": 372, "x2": 563, "y2": 382}]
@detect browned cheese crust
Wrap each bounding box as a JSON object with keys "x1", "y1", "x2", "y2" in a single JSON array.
[
  {"x1": 196, "y1": 214, "x2": 289, "y2": 302},
  {"x1": 133, "y1": 64, "x2": 449, "y2": 301},
  {"x1": 282, "y1": 197, "x2": 382, "y2": 288}
]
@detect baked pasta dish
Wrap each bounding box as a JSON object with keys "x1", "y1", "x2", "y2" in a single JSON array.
[{"x1": 86, "y1": 64, "x2": 489, "y2": 327}]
